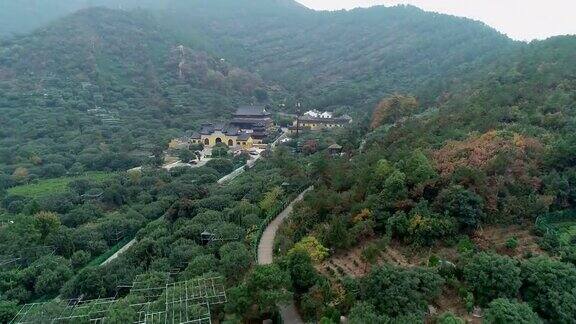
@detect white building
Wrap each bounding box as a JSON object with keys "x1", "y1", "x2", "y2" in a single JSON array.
[{"x1": 304, "y1": 110, "x2": 333, "y2": 119}]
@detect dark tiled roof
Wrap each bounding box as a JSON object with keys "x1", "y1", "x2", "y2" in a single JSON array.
[
  {"x1": 237, "y1": 133, "x2": 251, "y2": 141},
  {"x1": 213, "y1": 122, "x2": 226, "y2": 131},
  {"x1": 200, "y1": 123, "x2": 215, "y2": 134},
  {"x1": 231, "y1": 117, "x2": 271, "y2": 126},
  {"x1": 299, "y1": 116, "x2": 351, "y2": 124},
  {"x1": 235, "y1": 105, "x2": 269, "y2": 116},
  {"x1": 223, "y1": 125, "x2": 240, "y2": 135}
]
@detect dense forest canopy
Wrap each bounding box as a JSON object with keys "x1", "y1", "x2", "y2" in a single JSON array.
[{"x1": 1, "y1": 1, "x2": 576, "y2": 323}]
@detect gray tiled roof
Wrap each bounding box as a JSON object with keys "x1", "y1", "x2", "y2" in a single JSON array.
[
  {"x1": 235, "y1": 105, "x2": 269, "y2": 116},
  {"x1": 237, "y1": 133, "x2": 251, "y2": 141},
  {"x1": 299, "y1": 116, "x2": 351, "y2": 124}
]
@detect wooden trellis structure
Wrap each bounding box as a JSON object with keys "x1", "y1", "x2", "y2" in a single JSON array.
[
  {"x1": 10, "y1": 296, "x2": 117, "y2": 323},
  {"x1": 11, "y1": 276, "x2": 226, "y2": 324},
  {"x1": 130, "y1": 276, "x2": 227, "y2": 324}
]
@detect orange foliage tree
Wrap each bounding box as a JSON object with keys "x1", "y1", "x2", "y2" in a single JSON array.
[
  {"x1": 370, "y1": 94, "x2": 419, "y2": 129},
  {"x1": 432, "y1": 131, "x2": 545, "y2": 214}
]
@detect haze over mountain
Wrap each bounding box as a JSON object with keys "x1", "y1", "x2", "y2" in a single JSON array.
[{"x1": 298, "y1": 0, "x2": 576, "y2": 41}]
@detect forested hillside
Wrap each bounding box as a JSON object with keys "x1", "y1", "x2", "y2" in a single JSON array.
[
  {"x1": 0, "y1": 7, "x2": 267, "y2": 182},
  {"x1": 274, "y1": 35, "x2": 576, "y2": 322},
  {"x1": 2, "y1": 0, "x2": 517, "y2": 111},
  {"x1": 1, "y1": 1, "x2": 576, "y2": 323},
  {"x1": 154, "y1": 1, "x2": 518, "y2": 110}
]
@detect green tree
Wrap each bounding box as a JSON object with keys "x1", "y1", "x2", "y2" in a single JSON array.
[
  {"x1": 436, "y1": 185, "x2": 485, "y2": 231},
  {"x1": 484, "y1": 298, "x2": 541, "y2": 324},
  {"x1": 436, "y1": 312, "x2": 465, "y2": 324},
  {"x1": 106, "y1": 300, "x2": 138, "y2": 323},
  {"x1": 24, "y1": 255, "x2": 73, "y2": 297},
  {"x1": 324, "y1": 216, "x2": 351, "y2": 250},
  {"x1": 34, "y1": 211, "x2": 61, "y2": 240},
  {"x1": 219, "y1": 242, "x2": 251, "y2": 282},
  {"x1": 71, "y1": 250, "x2": 91, "y2": 269},
  {"x1": 0, "y1": 300, "x2": 19, "y2": 323},
  {"x1": 206, "y1": 158, "x2": 234, "y2": 175},
  {"x1": 348, "y1": 302, "x2": 390, "y2": 324},
  {"x1": 288, "y1": 236, "x2": 329, "y2": 263},
  {"x1": 463, "y1": 252, "x2": 521, "y2": 305},
  {"x1": 361, "y1": 243, "x2": 380, "y2": 272},
  {"x1": 287, "y1": 249, "x2": 318, "y2": 292},
  {"x1": 183, "y1": 255, "x2": 218, "y2": 278},
  {"x1": 211, "y1": 144, "x2": 230, "y2": 158},
  {"x1": 520, "y1": 257, "x2": 576, "y2": 322},
  {"x1": 259, "y1": 186, "x2": 283, "y2": 215},
  {"x1": 360, "y1": 265, "x2": 444, "y2": 317},
  {"x1": 179, "y1": 149, "x2": 196, "y2": 163},
  {"x1": 382, "y1": 170, "x2": 407, "y2": 203},
  {"x1": 404, "y1": 149, "x2": 437, "y2": 186},
  {"x1": 227, "y1": 264, "x2": 291, "y2": 319},
  {"x1": 375, "y1": 159, "x2": 395, "y2": 181}
]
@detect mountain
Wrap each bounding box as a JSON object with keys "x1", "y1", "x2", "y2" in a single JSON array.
[
  {"x1": 1, "y1": 1, "x2": 573, "y2": 177},
  {"x1": 1, "y1": 2, "x2": 576, "y2": 324},
  {"x1": 363, "y1": 35, "x2": 576, "y2": 220},
  {"x1": 2, "y1": 1, "x2": 516, "y2": 111},
  {"x1": 0, "y1": 7, "x2": 266, "y2": 175},
  {"x1": 151, "y1": 1, "x2": 517, "y2": 109}
]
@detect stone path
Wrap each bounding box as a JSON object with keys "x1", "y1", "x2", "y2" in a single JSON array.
[
  {"x1": 258, "y1": 186, "x2": 313, "y2": 324},
  {"x1": 100, "y1": 238, "x2": 136, "y2": 266}
]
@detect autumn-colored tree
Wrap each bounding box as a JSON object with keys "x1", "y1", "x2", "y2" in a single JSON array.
[
  {"x1": 433, "y1": 131, "x2": 542, "y2": 177},
  {"x1": 302, "y1": 139, "x2": 319, "y2": 155},
  {"x1": 288, "y1": 236, "x2": 329, "y2": 263},
  {"x1": 12, "y1": 167, "x2": 29, "y2": 183},
  {"x1": 371, "y1": 95, "x2": 418, "y2": 129},
  {"x1": 353, "y1": 208, "x2": 373, "y2": 223}
]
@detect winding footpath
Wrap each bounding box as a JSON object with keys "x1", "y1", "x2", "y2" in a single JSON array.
[{"x1": 258, "y1": 186, "x2": 313, "y2": 324}]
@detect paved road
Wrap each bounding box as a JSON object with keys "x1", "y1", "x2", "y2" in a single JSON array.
[
  {"x1": 258, "y1": 186, "x2": 313, "y2": 324},
  {"x1": 218, "y1": 129, "x2": 288, "y2": 184}
]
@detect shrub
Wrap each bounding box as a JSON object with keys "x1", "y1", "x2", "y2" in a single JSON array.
[
  {"x1": 484, "y1": 298, "x2": 541, "y2": 324},
  {"x1": 360, "y1": 265, "x2": 444, "y2": 317},
  {"x1": 505, "y1": 236, "x2": 519, "y2": 250},
  {"x1": 463, "y1": 252, "x2": 521, "y2": 305},
  {"x1": 71, "y1": 250, "x2": 91, "y2": 269},
  {"x1": 520, "y1": 257, "x2": 576, "y2": 322},
  {"x1": 436, "y1": 312, "x2": 465, "y2": 324}
]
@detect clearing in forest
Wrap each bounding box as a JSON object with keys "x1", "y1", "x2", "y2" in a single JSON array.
[{"x1": 7, "y1": 171, "x2": 115, "y2": 198}]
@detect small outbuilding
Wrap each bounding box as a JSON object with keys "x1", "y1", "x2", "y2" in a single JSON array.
[{"x1": 327, "y1": 144, "x2": 343, "y2": 156}]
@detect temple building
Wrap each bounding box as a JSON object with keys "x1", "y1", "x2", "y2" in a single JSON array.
[
  {"x1": 170, "y1": 106, "x2": 275, "y2": 150},
  {"x1": 289, "y1": 110, "x2": 352, "y2": 133},
  {"x1": 190, "y1": 123, "x2": 255, "y2": 148}
]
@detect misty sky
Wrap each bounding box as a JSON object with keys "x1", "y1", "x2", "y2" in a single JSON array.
[{"x1": 296, "y1": 0, "x2": 576, "y2": 41}]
